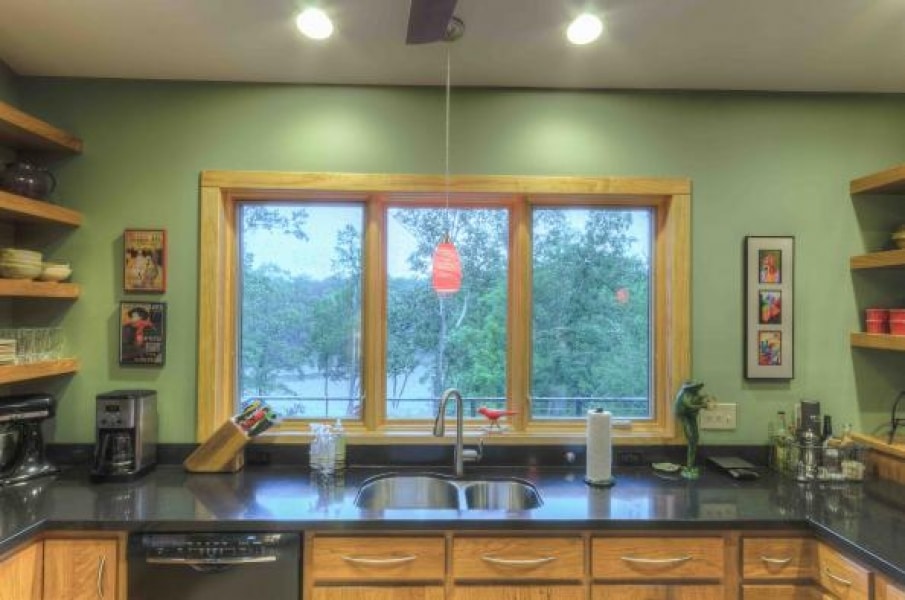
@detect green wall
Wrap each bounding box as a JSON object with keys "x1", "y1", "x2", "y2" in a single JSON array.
[
  {"x1": 0, "y1": 61, "x2": 18, "y2": 105},
  {"x1": 16, "y1": 78, "x2": 905, "y2": 444}
]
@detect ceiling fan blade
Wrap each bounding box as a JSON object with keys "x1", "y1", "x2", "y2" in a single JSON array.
[{"x1": 406, "y1": 0, "x2": 459, "y2": 44}]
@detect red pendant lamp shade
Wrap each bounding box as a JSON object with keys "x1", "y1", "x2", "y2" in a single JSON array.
[{"x1": 432, "y1": 237, "x2": 462, "y2": 294}]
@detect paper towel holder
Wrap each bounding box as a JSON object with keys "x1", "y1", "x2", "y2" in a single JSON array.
[
  {"x1": 585, "y1": 408, "x2": 615, "y2": 487},
  {"x1": 584, "y1": 475, "x2": 615, "y2": 488}
]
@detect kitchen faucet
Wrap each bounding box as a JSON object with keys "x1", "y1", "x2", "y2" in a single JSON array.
[{"x1": 432, "y1": 388, "x2": 483, "y2": 477}]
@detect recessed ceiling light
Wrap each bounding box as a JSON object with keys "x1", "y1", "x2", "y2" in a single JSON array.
[
  {"x1": 296, "y1": 7, "x2": 334, "y2": 40},
  {"x1": 567, "y1": 13, "x2": 604, "y2": 45}
]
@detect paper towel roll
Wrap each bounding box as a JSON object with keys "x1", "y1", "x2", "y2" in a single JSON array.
[{"x1": 586, "y1": 409, "x2": 614, "y2": 486}]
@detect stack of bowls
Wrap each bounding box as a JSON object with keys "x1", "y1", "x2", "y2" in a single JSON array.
[
  {"x1": 37, "y1": 261, "x2": 72, "y2": 282},
  {"x1": 0, "y1": 248, "x2": 42, "y2": 279},
  {"x1": 894, "y1": 224, "x2": 905, "y2": 250}
]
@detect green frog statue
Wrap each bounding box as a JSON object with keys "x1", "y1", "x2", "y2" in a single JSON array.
[{"x1": 673, "y1": 380, "x2": 715, "y2": 479}]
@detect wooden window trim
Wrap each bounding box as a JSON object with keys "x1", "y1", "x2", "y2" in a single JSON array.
[{"x1": 198, "y1": 171, "x2": 691, "y2": 445}]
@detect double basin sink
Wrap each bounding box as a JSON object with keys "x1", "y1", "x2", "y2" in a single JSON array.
[{"x1": 355, "y1": 473, "x2": 543, "y2": 511}]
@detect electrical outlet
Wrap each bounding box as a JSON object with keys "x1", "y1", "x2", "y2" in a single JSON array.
[{"x1": 700, "y1": 403, "x2": 737, "y2": 430}]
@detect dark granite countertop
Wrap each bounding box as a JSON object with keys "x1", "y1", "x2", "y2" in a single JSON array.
[{"x1": 1, "y1": 465, "x2": 904, "y2": 583}]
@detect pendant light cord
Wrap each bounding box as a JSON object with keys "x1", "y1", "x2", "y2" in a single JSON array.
[{"x1": 444, "y1": 46, "x2": 451, "y2": 237}]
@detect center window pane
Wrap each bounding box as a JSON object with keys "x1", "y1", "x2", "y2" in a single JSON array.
[
  {"x1": 531, "y1": 207, "x2": 653, "y2": 420},
  {"x1": 237, "y1": 203, "x2": 363, "y2": 420},
  {"x1": 386, "y1": 207, "x2": 509, "y2": 419}
]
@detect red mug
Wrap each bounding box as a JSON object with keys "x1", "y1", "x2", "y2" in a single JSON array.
[{"x1": 890, "y1": 309, "x2": 905, "y2": 336}]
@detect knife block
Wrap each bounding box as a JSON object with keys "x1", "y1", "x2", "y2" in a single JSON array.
[{"x1": 184, "y1": 418, "x2": 248, "y2": 473}]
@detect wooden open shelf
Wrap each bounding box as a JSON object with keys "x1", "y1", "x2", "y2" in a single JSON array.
[
  {"x1": 851, "y1": 163, "x2": 905, "y2": 195},
  {"x1": 0, "y1": 279, "x2": 78, "y2": 298},
  {"x1": 0, "y1": 101, "x2": 82, "y2": 154},
  {"x1": 850, "y1": 432, "x2": 905, "y2": 461},
  {"x1": 0, "y1": 358, "x2": 79, "y2": 385},
  {"x1": 850, "y1": 249, "x2": 905, "y2": 270},
  {"x1": 851, "y1": 332, "x2": 905, "y2": 351},
  {"x1": 0, "y1": 190, "x2": 82, "y2": 227}
]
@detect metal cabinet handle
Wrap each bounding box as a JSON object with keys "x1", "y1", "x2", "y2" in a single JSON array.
[
  {"x1": 341, "y1": 554, "x2": 417, "y2": 566},
  {"x1": 96, "y1": 554, "x2": 106, "y2": 600},
  {"x1": 760, "y1": 555, "x2": 793, "y2": 565},
  {"x1": 481, "y1": 554, "x2": 557, "y2": 567},
  {"x1": 620, "y1": 554, "x2": 692, "y2": 565},
  {"x1": 824, "y1": 567, "x2": 853, "y2": 587}
]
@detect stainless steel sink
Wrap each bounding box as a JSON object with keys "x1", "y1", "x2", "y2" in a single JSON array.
[
  {"x1": 354, "y1": 473, "x2": 543, "y2": 511},
  {"x1": 355, "y1": 474, "x2": 460, "y2": 510},
  {"x1": 462, "y1": 479, "x2": 543, "y2": 510}
]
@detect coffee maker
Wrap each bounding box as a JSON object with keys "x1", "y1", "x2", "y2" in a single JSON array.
[
  {"x1": 91, "y1": 390, "x2": 157, "y2": 482},
  {"x1": 0, "y1": 393, "x2": 58, "y2": 486}
]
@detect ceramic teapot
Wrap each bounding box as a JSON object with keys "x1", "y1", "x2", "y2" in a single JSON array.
[{"x1": 0, "y1": 161, "x2": 56, "y2": 200}]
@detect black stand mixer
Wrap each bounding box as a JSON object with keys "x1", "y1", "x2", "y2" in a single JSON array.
[{"x1": 0, "y1": 393, "x2": 58, "y2": 486}]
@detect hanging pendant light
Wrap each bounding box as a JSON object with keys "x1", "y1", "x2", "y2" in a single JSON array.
[
  {"x1": 431, "y1": 46, "x2": 462, "y2": 294},
  {"x1": 432, "y1": 233, "x2": 462, "y2": 294}
]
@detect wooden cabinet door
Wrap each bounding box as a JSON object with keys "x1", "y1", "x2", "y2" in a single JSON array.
[
  {"x1": 311, "y1": 536, "x2": 445, "y2": 583},
  {"x1": 877, "y1": 576, "x2": 905, "y2": 600},
  {"x1": 452, "y1": 536, "x2": 583, "y2": 581},
  {"x1": 592, "y1": 537, "x2": 724, "y2": 581},
  {"x1": 592, "y1": 584, "x2": 723, "y2": 600},
  {"x1": 0, "y1": 541, "x2": 42, "y2": 600},
  {"x1": 44, "y1": 539, "x2": 118, "y2": 600},
  {"x1": 743, "y1": 537, "x2": 817, "y2": 580},
  {"x1": 454, "y1": 585, "x2": 584, "y2": 600},
  {"x1": 816, "y1": 542, "x2": 872, "y2": 600},
  {"x1": 312, "y1": 586, "x2": 445, "y2": 600},
  {"x1": 742, "y1": 584, "x2": 823, "y2": 599}
]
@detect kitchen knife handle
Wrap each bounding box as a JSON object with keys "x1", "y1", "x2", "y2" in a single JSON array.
[
  {"x1": 620, "y1": 554, "x2": 692, "y2": 565},
  {"x1": 481, "y1": 554, "x2": 557, "y2": 567},
  {"x1": 341, "y1": 554, "x2": 417, "y2": 566}
]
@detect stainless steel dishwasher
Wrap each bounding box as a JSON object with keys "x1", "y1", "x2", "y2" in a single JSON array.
[{"x1": 128, "y1": 532, "x2": 299, "y2": 600}]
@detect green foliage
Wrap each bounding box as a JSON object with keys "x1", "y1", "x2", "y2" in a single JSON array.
[{"x1": 239, "y1": 203, "x2": 652, "y2": 420}]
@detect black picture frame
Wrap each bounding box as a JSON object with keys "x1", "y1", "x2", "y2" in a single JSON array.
[
  {"x1": 119, "y1": 301, "x2": 166, "y2": 366},
  {"x1": 745, "y1": 236, "x2": 794, "y2": 379}
]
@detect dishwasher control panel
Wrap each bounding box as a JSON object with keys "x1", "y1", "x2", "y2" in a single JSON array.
[{"x1": 137, "y1": 533, "x2": 289, "y2": 561}]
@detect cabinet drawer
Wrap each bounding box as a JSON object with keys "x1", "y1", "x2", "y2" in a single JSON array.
[
  {"x1": 313, "y1": 586, "x2": 445, "y2": 600},
  {"x1": 743, "y1": 537, "x2": 817, "y2": 579},
  {"x1": 880, "y1": 579, "x2": 905, "y2": 600},
  {"x1": 742, "y1": 584, "x2": 823, "y2": 600},
  {"x1": 816, "y1": 543, "x2": 872, "y2": 600},
  {"x1": 592, "y1": 537, "x2": 724, "y2": 580},
  {"x1": 454, "y1": 585, "x2": 585, "y2": 600},
  {"x1": 592, "y1": 584, "x2": 724, "y2": 599},
  {"x1": 452, "y1": 536, "x2": 583, "y2": 581},
  {"x1": 311, "y1": 536, "x2": 445, "y2": 582}
]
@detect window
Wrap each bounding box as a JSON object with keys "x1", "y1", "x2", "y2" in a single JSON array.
[
  {"x1": 386, "y1": 206, "x2": 509, "y2": 419},
  {"x1": 198, "y1": 174, "x2": 690, "y2": 443},
  {"x1": 238, "y1": 203, "x2": 364, "y2": 420},
  {"x1": 531, "y1": 207, "x2": 652, "y2": 420}
]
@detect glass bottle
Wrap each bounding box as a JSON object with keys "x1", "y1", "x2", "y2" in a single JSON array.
[{"x1": 773, "y1": 411, "x2": 790, "y2": 474}]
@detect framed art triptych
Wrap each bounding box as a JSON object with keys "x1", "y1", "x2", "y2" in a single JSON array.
[{"x1": 745, "y1": 236, "x2": 794, "y2": 379}]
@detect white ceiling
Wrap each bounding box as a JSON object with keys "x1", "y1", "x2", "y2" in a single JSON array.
[{"x1": 1, "y1": 0, "x2": 904, "y2": 93}]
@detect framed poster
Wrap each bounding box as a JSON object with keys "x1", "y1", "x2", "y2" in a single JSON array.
[
  {"x1": 124, "y1": 229, "x2": 166, "y2": 293},
  {"x1": 745, "y1": 236, "x2": 794, "y2": 379},
  {"x1": 119, "y1": 301, "x2": 166, "y2": 366}
]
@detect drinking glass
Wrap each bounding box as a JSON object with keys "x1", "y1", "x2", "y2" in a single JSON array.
[{"x1": 15, "y1": 328, "x2": 35, "y2": 364}]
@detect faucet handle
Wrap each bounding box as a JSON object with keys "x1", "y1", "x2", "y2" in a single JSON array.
[{"x1": 462, "y1": 438, "x2": 484, "y2": 464}]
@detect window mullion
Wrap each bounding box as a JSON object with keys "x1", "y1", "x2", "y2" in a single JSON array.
[
  {"x1": 362, "y1": 195, "x2": 386, "y2": 431},
  {"x1": 508, "y1": 196, "x2": 531, "y2": 432}
]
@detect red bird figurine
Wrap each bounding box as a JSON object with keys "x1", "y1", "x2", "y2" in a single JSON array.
[{"x1": 478, "y1": 406, "x2": 518, "y2": 431}]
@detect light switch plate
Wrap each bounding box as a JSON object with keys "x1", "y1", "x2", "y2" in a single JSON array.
[{"x1": 700, "y1": 402, "x2": 737, "y2": 430}]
